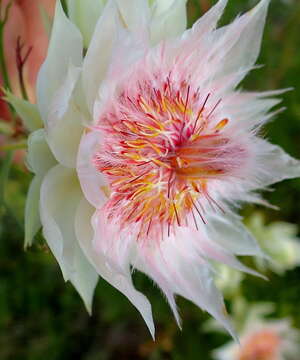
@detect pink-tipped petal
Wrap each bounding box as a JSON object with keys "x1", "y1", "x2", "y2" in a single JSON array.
[{"x1": 133, "y1": 231, "x2": 237, "y2": 338}]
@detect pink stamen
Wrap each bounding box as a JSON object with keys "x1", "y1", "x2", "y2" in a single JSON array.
[{"x1": 93, "y1": 72, "x2": 247, "y2": 244}]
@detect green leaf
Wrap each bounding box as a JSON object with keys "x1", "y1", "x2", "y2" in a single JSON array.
[{"x1": 3, "y1": 90, "x2": 43, "y2": 132}]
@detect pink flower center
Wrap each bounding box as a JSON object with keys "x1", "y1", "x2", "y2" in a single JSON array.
[
  {"x1": 238, "y1": 329, "x2": 282, "y2": 360},
  {"x1": 93, "y1": 74, "x2": 248, "y2": 242}
]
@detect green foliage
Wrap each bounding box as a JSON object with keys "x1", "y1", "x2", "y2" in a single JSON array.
[{"x1": 1, "y1": 1, "x2": 300, "y2": 359}]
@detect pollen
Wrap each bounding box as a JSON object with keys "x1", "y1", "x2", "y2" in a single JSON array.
[{"x1": 93, "y1": 73, "x2": 247, "y2": 243}]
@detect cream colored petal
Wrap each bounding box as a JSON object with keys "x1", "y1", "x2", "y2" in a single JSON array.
[
  {"x1": 82, "y1": 1, "x2": 119, "y2": 113},
  {"x1": 150, "y1": 0, "x2": 187, "y2": 44},
  {"x1": 25, "y1": 129, "x2": 57, "y2": 248},
  {"x1": 46, "y1": 64, "x2": 84, "y2": 168},
  {"x1": 40, "y1": 165, "x2": 98, "y2": 311},
  {"x1": 75, "y1": 199, "x2": 155, "y2": 338},
  {"x1": 72, "y1": 242, "x2": 99, "y2": 314},
  {"x1": 27, "y1": 129, "x2": 57, "y2": 176},
  {"x1": 37, "y1": 0, "x2": 83, "y2": 123},
  {"x1": 67, "y1": 0, "x2": 106, "y2": 48}
]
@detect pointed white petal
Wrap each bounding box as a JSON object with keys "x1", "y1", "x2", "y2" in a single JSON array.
[
  {"x1": 40, "y1": 165, "x2": 81, "y2": 279},
  {"x1": 206, "y1": 213, "x2": 264, "y2": 257},
  {"x1": 25, "y1": 129, "x2": 57, "y2": 248},
  {"x1": 72, "y1": 243, "x2": 99, "y2": 314},
  {"x1": 188, "y1": 229, "x2": 264, "y2": 278},
  {"x1": 77, "y1": 131, "x2": 108, "y2": 208},
  {"x1": 3, "y1": 91, "x2": 42, "y2": 131},
  {"x1": 255, "y1": 139, "x2": 300, "y2": 187},
  {"x1": 67, "y1": 0, "x2": 106, "y2": 48},
  {"x1": 222, "y1": 92, "x2": 282, "y2": 129},
  {"x1": 46, "y1": 64, "x2": 84, "y2": 168},
  {"x1": 37, "y1": 0, "x2": 83, "y2": 123},
  {"x1": 24, "y1": 175, "x2": 42, "y2": 248},
  {"x1": 40, "y1": 165, "x2": 98, "y2": 311},
  {"x1": 75, "y1": 199, "x2": 155, "y2": 337},
  {"x1": 184, "y1": 0, "x2": 227, "y2": 40},
  {"x1": 27, "y1": 129, "x2": 57, "y2": 176},
  {"x1": 158, "y1": 0, "x2": 228, "y2": 79},
  {"x1": 82, "y1": 1, "x2": 119, "y2": 112},
  {"x1": 150, "y1": 0, "x2": 187, "y2": 44},
  {"x1": 212, "y1": 0, "x2": 270, "y2": 79},
  {"x1": 134, "y1": 230, "x2": 236, "y2": 338},
  {"x1": 94, "y1": 28, "x2": 148, "y2": 123}
]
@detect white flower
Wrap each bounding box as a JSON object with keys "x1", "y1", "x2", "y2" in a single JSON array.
[
  {"x1": 214, "y1": 264, "x2": 244, "y2": 298},
  {"x1": 6, "y1": 0, "x2": 300, "y2": 339},
  {"x1": 213, "y1": 302, "x2": 299, "y2": 360},
  {"x1": 246, "y1": 212, "x2": 300, "y2": 274}
]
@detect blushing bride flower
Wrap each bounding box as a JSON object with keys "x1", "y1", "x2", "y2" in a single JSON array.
[
  {"x1": 213, "y1": 303, "x2": 299, "y2": 360},
  {"x1": 245, "y1": 212, "x2": 300, "y2": 274},
  {"x1": 7, "y1": 0, "x2": 300, "y2": 337}
]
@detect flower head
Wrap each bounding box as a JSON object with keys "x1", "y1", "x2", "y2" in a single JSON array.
[
  {"x1": 92, "y1": 61, "x2": 249, "y2": 245},
  {"x1": 245, "y1": 212, "x2": 300, "y2": 274},
  {"x1": 77, "y1": 0, "x2": 300, "y2": 334},
  {"x1": 7, "y1": 0, "x2": 300, "y2": 338},
  {"x1": 213, "y1": 302, "x2": 299, "y2": 360}
]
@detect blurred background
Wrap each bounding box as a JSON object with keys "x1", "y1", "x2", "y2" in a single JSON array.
[{"x1": 1, "y1": 0, "x2": 300, "y2": 359}]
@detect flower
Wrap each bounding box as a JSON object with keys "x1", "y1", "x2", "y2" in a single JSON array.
[
  {"x1": 214, "y1": 264, "x2": 244, "y2": 298},
  {"x1": 213, "y1": 302, "x2": 299, "y2": 360},
  {"x1": 1, "y1": 0, "x2": 55, "y2": 103},
  {"x1": 7, "y1": 0, "x2": 300, "y2": 338},
  {"x1": 0, "y1": 0, "x2": 55, "y2": 163},
  {"x1": 245, "y1": 212, "x2": 300, "y2": 275}
]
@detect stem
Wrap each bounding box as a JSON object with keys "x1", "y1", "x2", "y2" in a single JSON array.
[
  {"x1": 0, "y1": 140, "x2": 27, "y2": 152},
  {"x1": 0, "y1": 150, "x2": 13, "y2": 205},
  {"x1": 16, "y1": 37, "x2": 32, "y2": 101},
  {"x1": 0, "y1": 1, "x2": 15, "y2": 117},
  {"x1": 0, "y1": 24, "x2": 11, "y2": 92},
  {"x1": 18, "y1": 60, "x2": 28, "y2": 100},
  {"x1": 0, "y1": 0, "x2": 13, "y2": 92}
]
